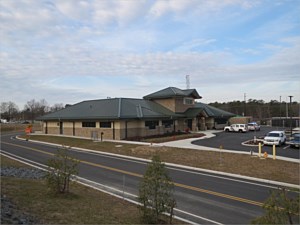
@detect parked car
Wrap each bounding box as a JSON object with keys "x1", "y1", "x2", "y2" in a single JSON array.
[
  {"x1": 224, "y1": 124, "x2": 248, "y2": 133},
  {"x1": 292, "y1": 127, "x2": 300, "y2": 134},
  {"x1": 286, "y1": 133, "x2": 300, "y2": 148},
  {"x1": 247, "y1": 122, "x2": 260, "y2": 131},
  {"x1": 263, "y1": 131, "x2": 286, "y2": 146}
]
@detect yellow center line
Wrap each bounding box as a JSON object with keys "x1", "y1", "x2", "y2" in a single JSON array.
[{"x1": 2, "y1": 141, "x2": 263, "y2": 207}]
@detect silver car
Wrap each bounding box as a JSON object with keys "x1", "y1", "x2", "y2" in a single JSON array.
[{"x1": 247, "y1": 122, "x2": 260, "y2": 131}]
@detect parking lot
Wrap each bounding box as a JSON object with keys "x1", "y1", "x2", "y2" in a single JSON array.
[{"x1": 192, "y1": 126, "x2": 300, "y2": 159}]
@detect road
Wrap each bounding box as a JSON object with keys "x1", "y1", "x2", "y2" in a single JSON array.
[
  {"x1": 192, "y1": 126, "x2": 300, "y2": 159},
  {"x1": 1, "y1": 132, "x2": 298, "y2": 224}
]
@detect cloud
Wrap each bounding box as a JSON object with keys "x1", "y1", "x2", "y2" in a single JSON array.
[{"x1": 0, "y1": 0, "x2": 299, "y2": 108}]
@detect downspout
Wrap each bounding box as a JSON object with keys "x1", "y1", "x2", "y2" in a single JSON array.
[
  {"x1": 73, "y1": 121, "x2": 75, "y2": 136},
  {"x1": 118, "y1": 98, "x2": 121, "y2": 140},
  {"x1": 113, "y1": 121, "x2": 115, "y2": 140},
  {"x1": 173, "y1": 120, "x2": 176, "y2": 133},
  {"x1": 125, "y1": 121, "x2": 128, "y2": 139}
]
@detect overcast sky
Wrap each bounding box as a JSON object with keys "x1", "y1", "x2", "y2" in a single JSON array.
[{"x1": 1, "y1": 0, "x2": 299, "y2": 109}]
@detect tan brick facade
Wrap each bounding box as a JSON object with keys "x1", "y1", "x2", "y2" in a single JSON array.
[
  {"x1": 42, "y1": 119, "x2": 189, "y2": 140},
  {"x1": 153, "y1": 97, "x2": 195, "y2": 113}
]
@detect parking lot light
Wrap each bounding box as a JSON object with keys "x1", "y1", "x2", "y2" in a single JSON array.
[{"x1": 288, "y1": 96, "x2": 293, "y2": 137}]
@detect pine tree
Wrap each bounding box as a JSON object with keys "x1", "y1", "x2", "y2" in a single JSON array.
[
  {"x1": 252, "y1": 187, "x2": 299, "y2": 224},
  {"x1": 139, "y1": 155, "x2": 176, "y2": 224}
]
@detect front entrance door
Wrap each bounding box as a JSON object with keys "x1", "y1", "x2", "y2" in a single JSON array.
[{"x1": 187, "y1": 119, "x2": 193, "y2": 130}]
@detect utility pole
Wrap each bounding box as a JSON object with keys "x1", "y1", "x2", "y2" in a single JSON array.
[
  {"x1": 244, "y1": 93, "x2": 247, "y2": 116},
  {"x1": 279, "y1": 96, "x2": 282, "y2": 127},
  {"x1": 288, "y1": 96, "x2": 293, "y2": 136}
]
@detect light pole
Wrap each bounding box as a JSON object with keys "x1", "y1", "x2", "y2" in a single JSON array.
[
  {"x1": 279, "y1": 96, "x2": 282, "y2": 128},
  {"x1": 288, "y1": 96, "x2": 293, "y2": 136}
]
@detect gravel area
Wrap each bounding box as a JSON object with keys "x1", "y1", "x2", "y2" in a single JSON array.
[
  {"x1": 1, "y1": 167, "x2": 46, "y2": 224},
  {"x1": 1, "y1": 167, "x2": 46, "y2": 179}
]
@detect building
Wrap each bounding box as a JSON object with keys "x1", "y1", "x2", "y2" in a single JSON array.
[{"x1": 39, "y1": 87, "x2": 235, "y2": 140}]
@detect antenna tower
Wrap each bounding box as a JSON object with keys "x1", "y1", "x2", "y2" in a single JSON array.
[{"x1": 186, "y1": 75, "x2": 190, "y2": 89}]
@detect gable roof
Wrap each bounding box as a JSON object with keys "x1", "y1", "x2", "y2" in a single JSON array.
[
  {"x1": 193, "y1": 102, "x2": 235, "y2": 118},
  {"x1": 143, "y1": 87, "x2": 202, "y2": 100},
  {"x1": 39, "y1": 98, "x2": 182, "y2": 121}
]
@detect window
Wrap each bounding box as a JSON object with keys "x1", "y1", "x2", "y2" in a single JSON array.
[
  {"x1": 82, "y1": 122, "x2": 96, "y2": 127},
  {"x1": 145, "y1": 120, "x2": 159, "y2": 129},
  {"x1": 100, "y1": 122, "x2": 111, "y2": 128},
  {"x1": 184, "y1": 98, "x2": 194, "y2": 105},
  {"x1": 162, "y1": 120, "x2": 173, "y2": 128}
]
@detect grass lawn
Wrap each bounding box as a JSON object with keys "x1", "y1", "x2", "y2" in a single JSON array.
[
  {"x1": 25, "y1": 135, "x2": 299, "y2": 185},
  {"x1": 1, "y1": 155, "x2": 182, "y2": 224}
]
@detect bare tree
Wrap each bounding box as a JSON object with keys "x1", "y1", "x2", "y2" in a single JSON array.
[
  {"x1": 50, "y1": 103, "x2": 64, "y2": 112},
  {"x1": 24, "y1": 99, "x2": 49, "y2": 122},
  {"x1": 0, "y1": 101, "x2": 19, "y2": 121}
]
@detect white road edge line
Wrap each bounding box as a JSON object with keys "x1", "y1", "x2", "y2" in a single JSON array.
[
  {"x1": 0, "y1": 150, "x2": 223, "y2": 225},
  {"x1": 13, "y1": 136, "x2": 300, "y2": 189}
]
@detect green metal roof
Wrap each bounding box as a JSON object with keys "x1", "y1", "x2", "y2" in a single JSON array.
[
  {"x1": 193, "y1": 102, "x2": 235, "y2": 118},
  {"x1": 39, "y1": 87, "x2": 234, "y2": 121},
  {"x1": 143, "y1": 87, "x2": 202, "y2": 100},
  {"x1": 39, "y1": 98, "x2": 182, "y2": 121}
]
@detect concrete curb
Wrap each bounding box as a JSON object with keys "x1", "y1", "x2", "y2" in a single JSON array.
[
  {"x1": 28, "y1": 132, "x2": 299, "y2": 163},
  {"x1": 16, "y1": 136, "x2": 300, "y2": 189}
]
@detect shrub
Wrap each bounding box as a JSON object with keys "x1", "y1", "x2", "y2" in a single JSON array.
[{"x1": 45, "y1": 145, "x2": 79, "y2": 194}]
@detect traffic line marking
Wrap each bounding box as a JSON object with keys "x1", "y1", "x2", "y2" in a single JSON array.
[{"x1": 2, "y1": 141, "x2": 264, "y2": 207}]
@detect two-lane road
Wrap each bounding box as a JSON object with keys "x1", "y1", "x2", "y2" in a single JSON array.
[{"x1": 1, "y1": 133, "x2": 297, "y2": 224}]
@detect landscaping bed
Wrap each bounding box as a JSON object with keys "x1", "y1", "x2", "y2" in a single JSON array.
[{"x1": 126, "y1": 131, "x2": 205, "y2": 143}]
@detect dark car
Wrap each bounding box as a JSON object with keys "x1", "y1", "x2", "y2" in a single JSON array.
[{"x1": 286, "y1": 133, "x2": 300, "y2": 148}]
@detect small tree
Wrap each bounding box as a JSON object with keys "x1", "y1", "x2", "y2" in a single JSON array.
[
  {"x1": 46, "y1": 145, "x2": 79, "y2": 194},
  {"x1": 252, "y1": 187, "x2": 299, "y2": 224},
  {"x1": 139, "y1": 155, "x2": 176, "y2": 224}
]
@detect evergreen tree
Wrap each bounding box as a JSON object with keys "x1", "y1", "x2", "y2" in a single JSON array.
[
  {"x1": 252, "y1": 187, "x2": 299, "y2": 224},
  {"x1": 139, "y1": 155, "x2": 176, "y2": 224}
]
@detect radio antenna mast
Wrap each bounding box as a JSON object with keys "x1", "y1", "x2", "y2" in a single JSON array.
[{"x1": 186, "y1": 75, "x2": 190, "y2": 89}]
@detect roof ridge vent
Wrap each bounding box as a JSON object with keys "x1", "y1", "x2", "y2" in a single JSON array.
[
  {"x1": 170, "y1": 87, "x2": 178, "y2": 95},
  {"x1": 136, "y1": 104, "x2": 143, "y2": 118},
  {"x1": 118, "y1": 98, "x2": 122, "y2": 118}
]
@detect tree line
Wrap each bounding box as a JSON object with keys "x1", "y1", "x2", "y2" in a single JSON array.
[
  {"x1": 209, "y1": 99, "x2": 299, "y2": 121},
  {"x1": 0, "y1": 99, "x2": 65, "y2": 123}
]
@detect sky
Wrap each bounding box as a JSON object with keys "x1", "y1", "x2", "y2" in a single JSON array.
[{"x1": 1, "y1": 0, "x2": 299, "y2": 110}]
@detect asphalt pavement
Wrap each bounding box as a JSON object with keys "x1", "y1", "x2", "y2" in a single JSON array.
[
  {"x1": 2, "y1": 132, "x2": 299, "y2": 224},
  {"x1": 191, "y1": 126, "x2": 300, "y2": 159},
  {"x1": 109, "y1": 126, "x2": 299, "y2": 161}
]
